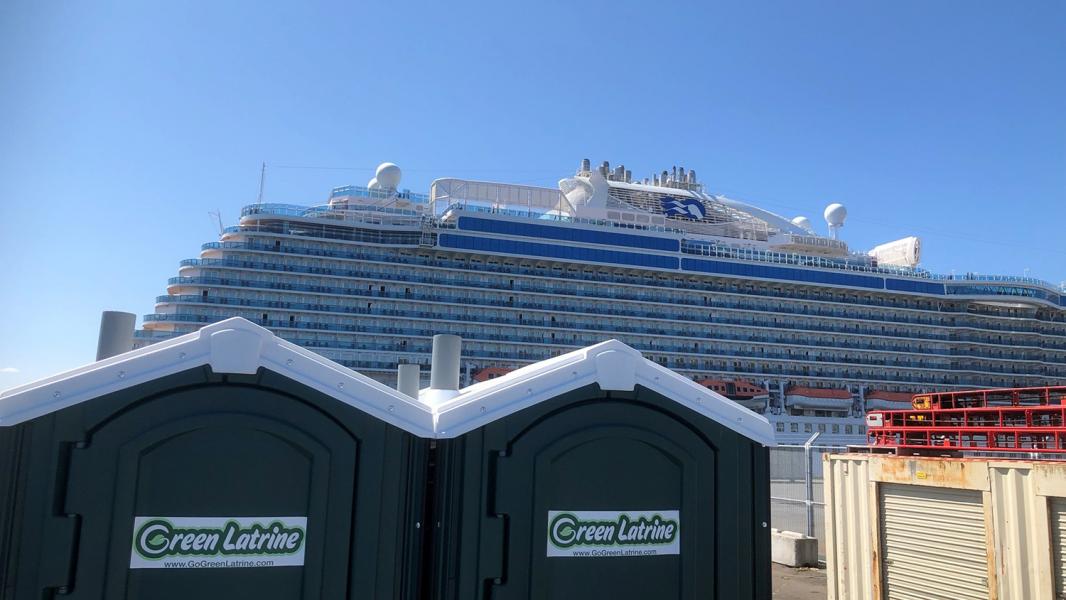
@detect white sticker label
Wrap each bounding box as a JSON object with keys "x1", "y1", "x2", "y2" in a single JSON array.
[
  {"x1": 130, "y1": 516, "x2": 307, "y2": 569},
  {"x1": 547, "y1": 510, "x2": 680, "y2": 558}
]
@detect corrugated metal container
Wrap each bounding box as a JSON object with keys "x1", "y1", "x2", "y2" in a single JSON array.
[{"x1": 824, "y1": 454, "x2": 1066, "y2": 600}]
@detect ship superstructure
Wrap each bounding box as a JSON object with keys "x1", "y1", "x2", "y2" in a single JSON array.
[{"x1": 137, "y1": 160, "x2": 1066, "y2": 443}]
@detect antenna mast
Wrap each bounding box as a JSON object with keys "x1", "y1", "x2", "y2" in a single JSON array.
[
  {"x1": 256, "y1": 162, "x2": 266, "y2": 206},
  {"x1": 207, "y1": 210, "x2": 223, "y2": 236}
]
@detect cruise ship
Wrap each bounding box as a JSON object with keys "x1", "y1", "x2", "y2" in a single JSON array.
[{"x1": 135, "y1": 160, "x2": 1066, "y2": 444}]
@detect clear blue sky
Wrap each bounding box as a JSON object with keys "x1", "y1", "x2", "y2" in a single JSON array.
[{"x1": 2, "y1": 1, "x2": 1064, "y2": 389}]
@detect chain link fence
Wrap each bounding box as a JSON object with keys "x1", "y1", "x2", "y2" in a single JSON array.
[{"x1": 770, "y1": 437, "x2": 847, "y2": 562}]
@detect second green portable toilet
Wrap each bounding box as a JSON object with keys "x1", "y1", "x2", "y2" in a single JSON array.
[{"x1": 423, "y1": 340, "x2": 776, "y2": 600}]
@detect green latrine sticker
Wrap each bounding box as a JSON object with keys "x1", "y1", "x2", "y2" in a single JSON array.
[
  {"x1": 547, "y1": 510, "x2": 680, "y2": 558},
  {"x1": 130, "y1": 516, "x2": 307, "y2": 569}
]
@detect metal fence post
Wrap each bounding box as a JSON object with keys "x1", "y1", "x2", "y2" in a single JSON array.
[{"x1": 803, "y1": 432, "x2": 821, "y2": 538}]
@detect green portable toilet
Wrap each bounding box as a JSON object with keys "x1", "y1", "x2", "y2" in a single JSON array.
[
  {"x1": 0, "y1": 318, "x2": 433, "y2": 600},
  {"x1": 422, "y1": 340, "x2": 775, "y2": 600}
]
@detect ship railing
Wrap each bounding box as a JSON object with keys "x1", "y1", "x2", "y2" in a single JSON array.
[
  {"x1": 443, "y1": 203, "x2": 686, "y2": 235},
  {"x1": 777, "y1": 233, "x2": 850, "y2": 250},
  {"x1": 328, "y1": 184, "x2": 430, "y2": 203},
  {"x1": 680, "y1": 240, "x2": 930, "y2": 278},
  {"x1": 240, "y1": 202, "x2": 423, "y2": 224},
  {"x1": 931, "y1": 272, "x2": 1061, "y2": 290}
]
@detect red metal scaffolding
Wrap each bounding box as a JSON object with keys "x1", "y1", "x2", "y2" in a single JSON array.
[{"x1": 866, "y1": 386, "x2": 1066, "y2": 454}]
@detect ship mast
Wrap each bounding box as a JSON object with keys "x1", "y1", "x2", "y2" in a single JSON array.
[{"x1": 256, "y1": 161, "x2": 266, "y2": 206}]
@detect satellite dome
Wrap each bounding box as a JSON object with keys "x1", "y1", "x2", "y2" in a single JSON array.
[
  {"x1": 791, "y1": 216, "x2": 812, "y2": 231},
  {"x1": 367, "y1": 177, "x2": 381, "y2": 190},
  {"x1": 823, "y1": 203, "x2": 847, "y2": 227},
  {"x1": 375, "y1": 162, "x2": 402, "y2": 189}
]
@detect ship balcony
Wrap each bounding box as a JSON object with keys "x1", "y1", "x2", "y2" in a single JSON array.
[
  {"x1": 153, "y1": 292, "x2": 1066, "y2": 364},
  {"x1": 178, "y1": 240, "x2": 1066, "y2": 333},
  {"x1": 140, "y1": 311, "x2": 1062, "y2": 379},
  {"x1": 155, "y1": 276, "x2": 1066, "y2": 352}
]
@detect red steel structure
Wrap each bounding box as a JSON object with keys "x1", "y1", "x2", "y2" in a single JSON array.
[{"x1": 866, "y1": 386, "x2": 1066, "y2": 453}]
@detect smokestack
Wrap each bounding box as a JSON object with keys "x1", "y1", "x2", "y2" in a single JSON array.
[
  {"x1": 397, "y1": 363, "x2": 421, "y2": 398},
  {"x1": 429, "y1": 334, "x2": 461, "y2": 391},
  {"x1": 96, "y1": 311, "x2": 135, "y2": 360}
]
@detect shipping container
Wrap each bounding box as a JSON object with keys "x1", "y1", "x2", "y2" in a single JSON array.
[{"x1": 824, "y1": 453, "x2": 1066, "y2": 600}]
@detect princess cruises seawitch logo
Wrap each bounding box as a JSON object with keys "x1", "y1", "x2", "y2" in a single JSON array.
[
  {"x1": 661, "y1": 197, "x2": 706, "y2": 220},
  {"x1": 130, "y1": 516, "x2": 307, "y2": 569},
  {"x1": 547, "y1": 510, "x2": 680, "y2": 558}
]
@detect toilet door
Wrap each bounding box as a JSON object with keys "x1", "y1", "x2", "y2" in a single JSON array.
[{"x1": 56, "y1": 382, "x2": 377, "y2": 600}]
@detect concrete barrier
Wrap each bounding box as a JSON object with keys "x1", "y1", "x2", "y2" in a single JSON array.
[{"x1": 771, "y1": 529, "x2": 818, "y2": 567}]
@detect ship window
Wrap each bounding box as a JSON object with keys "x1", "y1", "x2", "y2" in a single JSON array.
[
  {"x1": 804, "y1": 424, "x2": 813, "y2": 433},
  {"x1": 832, "y1": 425, "x2": 840, "y2": 434},
  {"x1": 776, "y1": 423, "x2": 785, "y2": 432},
  {"x1": 790, "y1": 423, "x2": 799, "y2": 433},
  {"x1": 845, "y1": 425, "x2": 853, "y2": 434}
]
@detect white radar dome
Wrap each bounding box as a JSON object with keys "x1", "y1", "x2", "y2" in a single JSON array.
[
  {"x1": 823, "y1": 203, "x2": 848, "y2": 227},
  {"x1": 375, "y1": 162, "x2": 402, "y2": 189},
  {"x1": 791, "y1": 216, "x2": 812, "y2": 231},
  {"x1": 367, "y1": 177, "x2": 381, "y2": 190}
]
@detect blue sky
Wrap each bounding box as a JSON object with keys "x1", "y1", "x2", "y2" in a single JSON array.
[{"x1": 1, "y1": 1, "x2": 1064, "y2": 388}]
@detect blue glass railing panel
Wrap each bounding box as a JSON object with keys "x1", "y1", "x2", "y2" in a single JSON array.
[
  {"x1": 439, "y1": 234, "x2": 678, "y2": 270},
  {"x1": 457, "y1": 216, "x2": 680, "y2": 252},
  {"x1": 682, "y1": 258, "x2": 884, "y2": 290},
  {"x1": 886, "y1": 279, "x2": 946, "y2": 295}
]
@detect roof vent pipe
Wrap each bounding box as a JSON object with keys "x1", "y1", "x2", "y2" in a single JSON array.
[
  {"x1": 429, "y1": 334, "x2": 462, "y2": 391},
  {"x1": 96, "y1": 311, "x2": 136, "y2": 360},
  {"x1": 397, "y1": 363, "x2": 421, "y2": 399}
]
